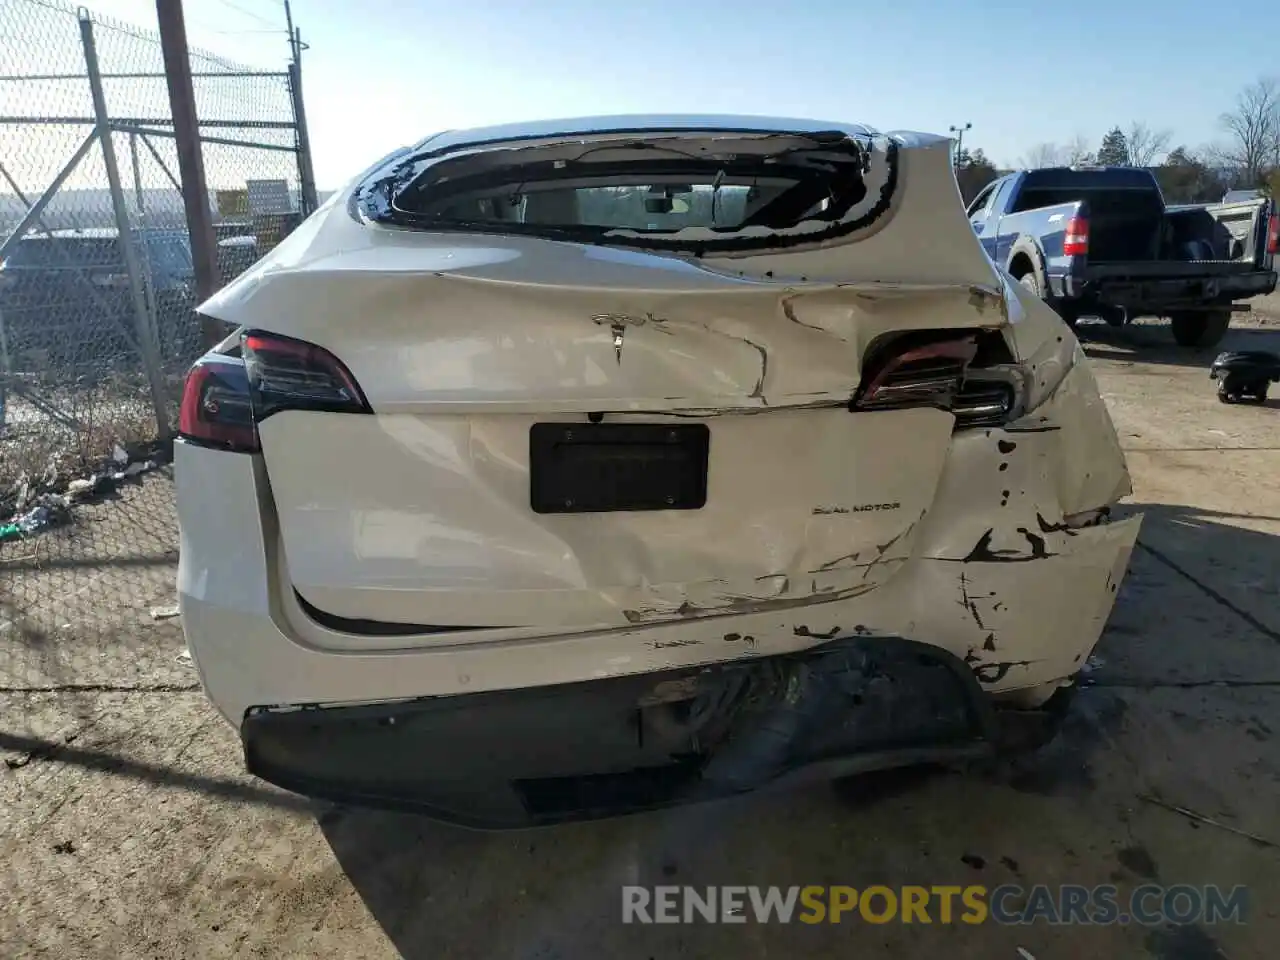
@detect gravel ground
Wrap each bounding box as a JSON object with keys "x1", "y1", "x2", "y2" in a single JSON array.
[{"x1": 1, "y1": 318, "x2": 1278, "y2": 960}]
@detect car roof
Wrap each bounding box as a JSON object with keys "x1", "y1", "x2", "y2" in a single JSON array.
[
  {"x1": 23, "y1": 227, "x2": 188, "y2": 240},
  {"x1": 413, "y1": 114, "x2": 880, "y2": 155}
]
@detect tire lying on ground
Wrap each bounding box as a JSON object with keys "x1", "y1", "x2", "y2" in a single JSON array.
[{"x1": 1170, "y1": 309, "x2": 1231, "y2": 348}]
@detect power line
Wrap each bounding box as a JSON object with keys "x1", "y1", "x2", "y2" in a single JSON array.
[{"x1": 210, "y1": 0, "x2": 280, "y2": 30}]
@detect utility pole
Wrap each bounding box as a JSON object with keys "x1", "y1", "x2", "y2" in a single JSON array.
[
  {"x1": 155, "y1": 0, "x2": 221, "y2": 350},
  {"x1": 949, "y1": 122, "x2": 972, "y2": 168}
]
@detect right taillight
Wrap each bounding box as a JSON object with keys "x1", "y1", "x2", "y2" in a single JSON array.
[
  {"x1": 177, "y1": 327, "x2": 370, "y2": 453},
  {"x1": 1063, "y1": 215, "x2": 1089, "y2": 256},
  {"x1": 854, "y1": 330, "x2": 1027, "y2": 429},
  {"x1": 1267, "y1": 210, "x2": 1278, "y2": 255},
  {"x1": 855, "y1": 337, "x2": 978, "y2": 412}
]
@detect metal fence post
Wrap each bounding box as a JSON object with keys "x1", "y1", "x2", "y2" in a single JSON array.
[
  {"x1": 0, "y1": 303, "x2": 10, "y2": 430},
  {"x1": 156, "y1": 0, "x2": 221, "y2": 350},
  {"x1": 288, "y1": 51, "x2": 318, "y2": 215},
  {"x1": 79, "y1": 11, "x2": 172, "y2": 439}
]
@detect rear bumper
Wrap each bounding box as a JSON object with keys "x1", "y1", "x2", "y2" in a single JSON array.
[
  {"x1": 1053, "y1": 268, "x2": 1277, "y2": 309},
  {"x1": 244, "y1": 636, "x2": 1010, "y2": 827},
  {"x1": 178, "y1": 355, "x2": 1141, "y2": 731}
]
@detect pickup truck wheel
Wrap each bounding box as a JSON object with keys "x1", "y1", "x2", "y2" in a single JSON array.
[
  {"x1": 1017, "y1": 271, "x2": 1077, "y2": 328},
  {"x1": 1170, "y1": 310, "x2": 1231, "y2": 349}
]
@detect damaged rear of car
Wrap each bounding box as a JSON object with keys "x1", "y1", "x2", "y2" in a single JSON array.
[{"x1": 175, "y1": 116, "x2": 1140, "y2": 827}]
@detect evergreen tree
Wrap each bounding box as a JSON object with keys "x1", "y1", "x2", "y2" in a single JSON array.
[{"x1": 1097, "y1": 128, "x2": 1130, "y2": 166}]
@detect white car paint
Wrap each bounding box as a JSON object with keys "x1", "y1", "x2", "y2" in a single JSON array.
[{"x1": 178, "y1": 115, "x2": 1139, "y2": 735}]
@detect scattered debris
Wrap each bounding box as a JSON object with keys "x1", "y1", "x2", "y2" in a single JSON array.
[
  {"x1": 150, "y1": 604, "x2": 182, "y2": 621},
  {"x1": 1138, "y1": 794, "x2": 1277, "y2": 849},
  {"x1": 123, "y1": 460, "x2": 155, "y2": 478},
  {"x1": 1016, "y1": 948, "x2": 1037, "y2": 960},
  {"x1": 176, "y1": 648, "x2": 193, "y2": 665},
  {"x1": 1, "y1": 457, "x2": 161, "y2": 542},
  {"x1": 51, "y1": 840, "x2": 77, "y2": 855},
  {"x1": 960, "y1": 853, "x2": 987, "y2": 870},
  {"x1": 0, "y1": 494, "x2": 71, "y2": 542},
  {"x1": 112, "y1": 444, "x2": 128, "y2": 464}
]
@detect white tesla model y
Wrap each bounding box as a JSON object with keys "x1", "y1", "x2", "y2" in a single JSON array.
[{"x1": 175, "y1": 116, "x2": 1140, "y2": 827}]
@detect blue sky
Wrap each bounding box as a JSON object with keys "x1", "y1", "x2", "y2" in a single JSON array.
[{"x1": 88, "y1": 0, "x2": 1276, "y2": 188}]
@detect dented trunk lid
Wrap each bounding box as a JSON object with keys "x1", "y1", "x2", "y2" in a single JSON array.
[{"x1": 200, "y1": 117, "x2": 1007, "y2": 630}]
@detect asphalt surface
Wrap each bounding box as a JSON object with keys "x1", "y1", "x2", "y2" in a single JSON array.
[{"x1": 2, "y1": 316, "x2": 1279, "y2": 960}]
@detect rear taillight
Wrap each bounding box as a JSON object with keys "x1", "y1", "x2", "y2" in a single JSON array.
[
  {"x1": 1063, "y1": 216, "x2": 1089, "y2": 256},
  {"x1": 855, "y1": 337, "x2": 978, "y2": 412},
  {"x1": 241, "y1": 329, "x2": 371, "y2": 421},
  {"x1": 854, "y1": 331, "x2": 1026, "y2": 429},
  {"x1": 1267, "y1": 211, "x2": 1278, "y2": 255},
  {"x1": 178, "y1": 353, "x2": 258, "y2": 452},
  {"x1": 177, "y1": 329, "x2": 369, "y2": 453}
]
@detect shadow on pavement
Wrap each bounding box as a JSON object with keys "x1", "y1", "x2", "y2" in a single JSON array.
[
  {"x1": 318, "y1": 503, "x2": 1280, "y2": 959},
  {"x1": 0, "y1": 729, "x2": 316, "y2": 812},
  {"x1": 1078, "y1": 318, "x2": 1280, "y2": 371}
]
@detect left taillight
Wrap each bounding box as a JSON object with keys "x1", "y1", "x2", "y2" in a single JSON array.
[
  {"x1": 178, "y1": 327, "x2": 371, "y2": 453},
  {"x1": 178, "y1": 352, "x2": 259, "y2": 452},
  {"x1": 241, "y1": 329, "x2": 371, "y2": 420}
]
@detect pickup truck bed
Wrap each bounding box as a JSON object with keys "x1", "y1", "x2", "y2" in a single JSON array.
[{"x1": 967, "y1": 167, "x2": 1278, "y2": 348}]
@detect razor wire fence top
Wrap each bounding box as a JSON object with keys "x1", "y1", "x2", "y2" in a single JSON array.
[{"x1": 1, "y1": 0, "x2": 298, "y2": 202}]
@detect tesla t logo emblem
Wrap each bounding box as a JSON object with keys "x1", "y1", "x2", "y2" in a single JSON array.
[{"x1": 592, "y1": 313, "x2": 645, "y2": 365}]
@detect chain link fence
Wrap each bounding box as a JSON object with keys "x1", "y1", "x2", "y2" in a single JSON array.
[{"x1": 1, "y1": 0, "x2": 310, "y2": 705}]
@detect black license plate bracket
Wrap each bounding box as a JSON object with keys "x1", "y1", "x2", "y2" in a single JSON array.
[{"x1": 529, "y1": 423, "x2": 709, "y2": 514}]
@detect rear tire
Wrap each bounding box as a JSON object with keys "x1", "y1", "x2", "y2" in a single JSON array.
[
  {"x1": 1170, "y1": 309, "x2": 1231, "y2": 349},
  {"x1": 1016, "y1": 270, "x2": 1077, "y2": 328}
]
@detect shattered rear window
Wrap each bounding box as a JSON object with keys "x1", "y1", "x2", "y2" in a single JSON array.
[{"x1": 367, "y1": 130, "x2": 900, "y2": 252}]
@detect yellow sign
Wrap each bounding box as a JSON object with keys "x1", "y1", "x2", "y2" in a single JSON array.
[{"x1": 216, "y1": 189, "x2": 248, "y2": 217}]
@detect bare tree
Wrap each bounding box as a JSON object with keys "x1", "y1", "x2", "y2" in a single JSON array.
[
  {"x1": 1215, "y1": 77, "x2": 1280, "y2": 184},
  {"x1": 1019, "y1": 142, "x2": 1067, "y2": 168},
  {"x1": 1065, "y1": 133, "x2": 1095, "y2": 166},
  {"x1": 1125, "y1": 122, "x2": 1172, "y2": 166}
]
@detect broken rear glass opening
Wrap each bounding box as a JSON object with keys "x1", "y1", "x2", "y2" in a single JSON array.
[{"x1": 383, "y1": 136, "x2": 875, "y2": 238}]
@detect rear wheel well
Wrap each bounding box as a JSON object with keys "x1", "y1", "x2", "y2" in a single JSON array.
[{"x1": 1007, "y1": 253, "x2": 1035, "y2": 280}]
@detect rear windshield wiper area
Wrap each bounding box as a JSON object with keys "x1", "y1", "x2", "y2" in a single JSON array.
[{"x1": 363, "y1": 130, "x2": 900, "y2": 254}]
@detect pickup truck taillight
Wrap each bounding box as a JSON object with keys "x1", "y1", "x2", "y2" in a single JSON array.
[
  {"x1": 178, "y1": 328, "x2": 371, "y2": 453},
  {"x1": 1063, "y1": 216, "x2": 1089, "y2": 256},
  {"x1": 1267, "y1": 211, "x2": 1278, "y2": 255}
]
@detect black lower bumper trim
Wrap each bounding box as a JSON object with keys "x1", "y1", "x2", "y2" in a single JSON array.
[{"x1": 243, "y1": 637, "x2": 1003, "y2": 828}]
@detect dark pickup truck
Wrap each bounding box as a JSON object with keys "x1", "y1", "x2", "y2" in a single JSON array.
[{"x1": 967, "y1": 167, "x2": 1278, "y2": 347}]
